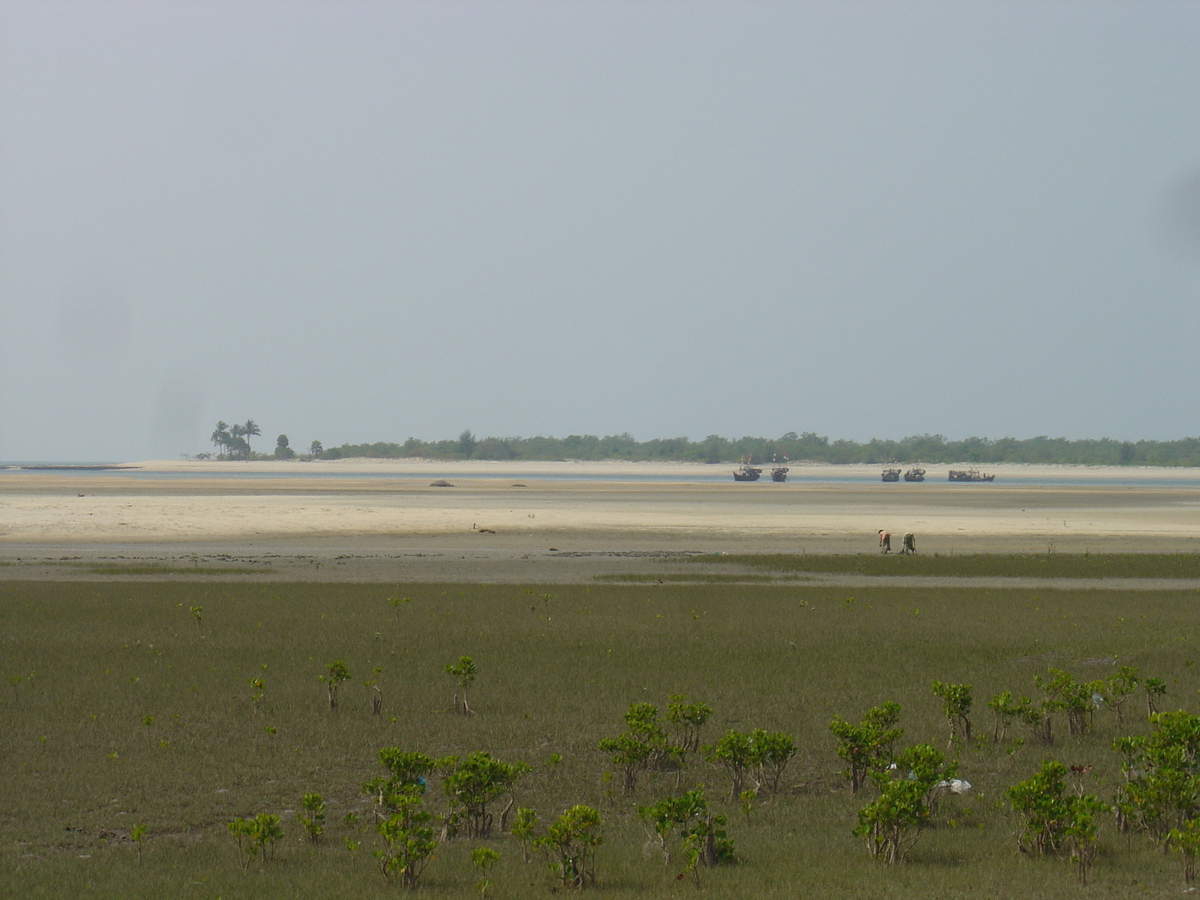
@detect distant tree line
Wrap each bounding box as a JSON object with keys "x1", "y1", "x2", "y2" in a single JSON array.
[{"x1": 313, "y1": 430, "x2": 1200, "y2": 467}]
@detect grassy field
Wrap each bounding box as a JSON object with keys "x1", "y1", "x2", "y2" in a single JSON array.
[
  {"x1": 4, "y1": 573, "x2": 1200, "y2": 898},
  {"x1": 704, "y1": 552, "x2": 1200, "y2": 579}
]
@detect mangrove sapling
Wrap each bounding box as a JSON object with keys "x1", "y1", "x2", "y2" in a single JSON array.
[
  {"x1": 1065, "y1": 794, "x2": 1109, "y2": 886},
  {"x1": 446, "y1": 655, "x2": 477, "y2": 714},
  {"x1": 1169, "y1": 818, "x2": 1200, "y2": 883},
  {"x1": 1038, "y1": 669, "x2": 1103, "y2": 736},
  {"x1": 534, "y1": 805, "x2": 602, "y2": 891},
  {"x1": 597, "y1": 702, "x2": 675, "y2": 795},
  {"x1": 854, "y1": 778, "x2": 929, "y2": 865},
  {"x1": 442, "y1": 751, "x2": 531, "y2": 838},
  {"x1": 1111, "y1": 711, "x2": 1200, "y2": 847},
  {"x1": 364, "y1": 668, "x2": 382, "y2": 715},
  {"x1": 751, "y1": 729, "x2": 797, "y2": 793},
  {"x1": 131, "y1": 823, "x2": 146, "y2": 863},
  {"x1": 739, "y1": 790, "x2": 756, "y2": 824},
  {"x1": 251, "y1": 813, "x2": 283, "y2": 866},
  {"x1": 227, "y1": 813, "x2": 283, "y2": 870},
  {"x1": 300, "y1": 792, "x2": 325, "y2": 843},
  {"x1": 665, "y1": 695, "x2": 712, "y2": 754},
  {"x1": 320, "y1": 660, "x2": 350, "y2": 711},
  {"x1": 141, "y1": 715, "x2": 154, "y2": 749},
  {"x1": 1144, "y1": 677, "x2": 1167, "y2": 716},
  {"x1": 639, "y1": 789, "x2": 734, "y2": 882},
  {"x1": 8, "y1": 674, "x2": 20, "y2": 704},
  {"x1": 386, "y1": 596, "x2": 410, "y2": 622},
  {"x1": 829, "y1": 701, "x2": 903, "y2": 794},
  {"x1": 375, "y1": 791, "x2": 437, "y2": 888},
  {"x1": 1105, "y1": 665, "x2": 1140, "y2": 728},
  {"x1": 362, "y1": 749, "x2": 439, "y2": 819},
  {"x1": 1012, "y1": 695, "x2": 1054, "y2": 745},
  {"x1": 189, "y1": 606, "x2": 202, "y2": 628},
  {"x1": 471, "y1": 847, "x2": 500, "y2": 899},
  {"x1": 250, "y1": 678, "x2": 265, "y2": 709},
  {"x1": 512, "y1": 807, "x2": 538, "y2": 862},
  {"x1": 987, "y1": 691, "x2": 1019, "y2": 744},
  {"x1": 705, "y1": 730, "x2": 760, "y2": 800},
  {"x1": 930, "y1": 681, "x2": 973, "y2": 745},
  {"x1": 1006, "y1": 760, "x2": 1072, "y2": 856}
]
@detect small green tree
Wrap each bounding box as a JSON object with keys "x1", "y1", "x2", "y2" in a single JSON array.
[
  {"x1": 471, "y1": 847, "x2": 501, "y2": 898},
  {"x1": 987, "y1": 691, "x2": 1020, "y2": 744},
  {"x1": 1169, "y1": 817, "x2": 1200, "y2": 883},
  {"x1": 598, "y1": 702, "x2": 675, "y2": 794},
  {"x1": 320, "y1": 660, "x2": 350, "y2": 710},
  {"x1": 442, "y1": 751, "x2": 531, "y2": 838},
  {"x1": 1105, "y1": 665, "x2": 1140, "y2": 727},
  {"x1": 362, "y1": 748, "x2": 439, "y2": 815},
  {"x1": 1065, "y1": 794, "x2": 1109, "y2": 886},
  {"x1": 705, "y1": 730, "x2": 759, "y2": 799},
  {"x1": 512, "y1": 807, "x2": 539, "y2": 862},
  {"x1": 375, "y1": 791, "x2": 437, "y2": 887},
  {"x1": 665, "y1": 695, "x2": 712, "y2": 754},
  {"x1": 446, "y1": 656, "x2": 477, "y2": 714},
  {"x1": 1037, "y1": 669, "x2": 1104, "y2": 737},
  {"x1": 1007, "y1": 760, "x2": 1071, "y2": 856},
  {"x1": 300, "y1": 792, "x2": 325, "y2": 843},
  {"x1": 227, "y1": 813, "x2": 282, "y2": 870},
  {"x1": 829, "y1": 702, "x2": 902, "y2": 794},
  {"x1": 639, "y1": 789, "x2": 733, "y2": 882},
  {"x1": 534, "y1": 805, "x2": 602, "y2": 890},
  {"x1": 131, "y1": 823, "x2": 146, "y2": 863},
  {"x1": 752, "y1": 729, "x2": 797, "y2": 793},
  {"x1": 1144, "y1": 677, "x2": 1167, "y2": 716},
  {"x1": 364, "y1": 668, "x2": 383, "y2": 716},
  {"x1": 1113, "y1": 711, "x2": 1200, "y2": 846},
  {"x1": 854, "y1": 777, "x2": 930, "y2": 864},
  {"x1": 387, "y1": 596, "x2": 411, "y2": 622},
  {"x1": 854, "y1": 743, "x2": 955, "y2": 864},
  {"x1": 931, "y1": 681, "x2": 973, "y2": 745}
]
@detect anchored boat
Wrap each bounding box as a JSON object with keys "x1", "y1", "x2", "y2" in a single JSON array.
[
  {"x1": 904, "y1": 467, "x2": 926, "y2": 482},
  {"x1": 881, "y1": 467, "x2": 901, "y2": 482},
  {"x1": 733, "y1": 463, "x2": 763, "y2": 482},
  {"x1": 948, "y1": 468, "x2": 995, "y2": 482}
]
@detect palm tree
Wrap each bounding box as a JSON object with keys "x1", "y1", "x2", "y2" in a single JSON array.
[
  {"x1": 229, "y1": 423, "x2": 247, "y2": 459},
  {"x1": 243, "y1": 420, "x2": 261, "y2": 457},
  {"x1": 211, "y1": 421, "x2": 231, "y2": 458}
]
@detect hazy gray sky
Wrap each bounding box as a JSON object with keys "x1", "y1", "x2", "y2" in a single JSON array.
[{"x1": 3, "y1": 1, "x2": 1199, "y2": 460}]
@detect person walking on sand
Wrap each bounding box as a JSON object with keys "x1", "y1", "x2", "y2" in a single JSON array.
[
  {"x1": 878, "y1": 529, "x2": 891, "y2": 554},
  {"x1": 902, "y1": 532, "x2": 916, "y2": 555}
]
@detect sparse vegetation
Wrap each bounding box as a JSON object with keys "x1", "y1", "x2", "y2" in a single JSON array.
[{"x1": 4, "y1": 572, "x2": 1200, "y2": 897}]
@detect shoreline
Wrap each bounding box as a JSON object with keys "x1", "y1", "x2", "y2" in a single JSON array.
[{"x1": 2, "y1": 459, "x2": 1197, "y2": 580}]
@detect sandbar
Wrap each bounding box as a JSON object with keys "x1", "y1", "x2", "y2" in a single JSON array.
[{"x1": 1, "y1": 459, "x2": 1197, "y2": 582}]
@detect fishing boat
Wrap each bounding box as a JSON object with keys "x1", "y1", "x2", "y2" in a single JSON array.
[
  {"x1": 948, "y1": 468, "x2": 995, "y2": 482},
  {"x1": 881, "y1": 467, "x2": 901, "y2": 482},
  {"x1": 733, "y1": 463, "x2": 763, "y2": 482},
  {"x1": 903, "y1": 467, "x2": 926, "y2": 482},
  {"x1": 770, "y1": 454, "x2": 789, "y2": 482}
]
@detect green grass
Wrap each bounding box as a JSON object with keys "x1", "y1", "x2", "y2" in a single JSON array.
[
  {"x1": 704, "y1": 552, "x2": 1200, "y2": 579},
  {"x1": 4, "y1": 576, "x2": 1200, "y2": 897},
  {"x1": 73, "y1": 563, "x2": 270, "y2": 576},
  {"x1": 595, "y1": 573, "x2": 779, "y2": 583}
]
